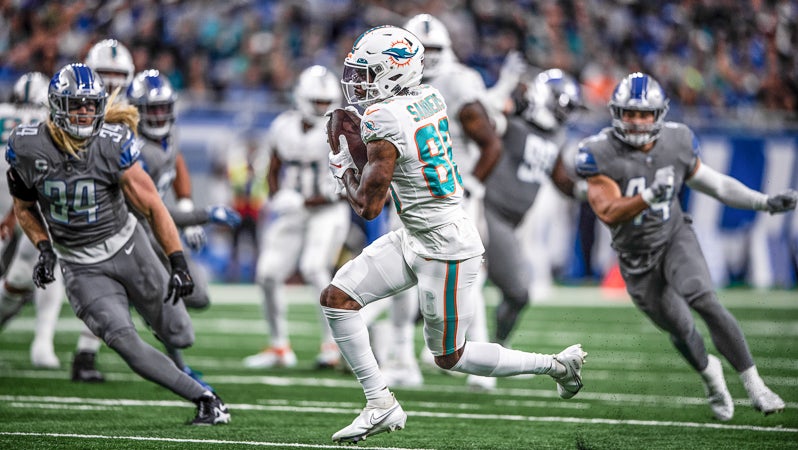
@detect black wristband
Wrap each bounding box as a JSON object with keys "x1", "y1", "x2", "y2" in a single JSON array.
[
  {"x1": 168, "y1": 251, "x2": 188, "y2": 271},
  {"x1": 36, "y1": 240, "x2": 53, "y2": 253}
]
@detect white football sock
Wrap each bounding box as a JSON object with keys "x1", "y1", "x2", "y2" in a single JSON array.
[
  {"x1": 739, "y1": 365, "x2": 767, "y2": 396},
  {"x1": 261, "y1": 279, "x2": 288, "y2": 348},
  {"x1": 451, "y1": 341, "x2": 557, "y2": 377},
  {"x1": 32, "y1": 283, "x2": 63, "y2": 354},
  {"x1": 323, "y1": 306, "x2": 391, "y2": 401}
]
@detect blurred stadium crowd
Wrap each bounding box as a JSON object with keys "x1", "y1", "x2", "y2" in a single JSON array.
[
  {"x1": 0, "y1": 0, "x2": 796, "y2": 289},
  {"x1": 1, "y1": 0, "x2": 797, "y2": 125}
]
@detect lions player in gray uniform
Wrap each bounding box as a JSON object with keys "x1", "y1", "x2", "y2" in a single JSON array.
[
  {"x1": 484, "y1": 69, "x2": 585, "y2": 346},
  {"x1": 127, "y1": 69, "x2": 241, "y2": 389},
  {"x1": 6, "y1": 63, "x2": 230, "y2": 425},
  {"x1": 576, "y1": 72, "x2": 796, "y2": 421}
]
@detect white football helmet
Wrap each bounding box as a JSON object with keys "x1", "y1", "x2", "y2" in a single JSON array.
[
  {"x1": 294, "y1": 65, "x2": 341, "y2": 122},
  {"x1": 609, "y1": 72, "x2": 670, "y2": 147},
  {"x1": 127, "y1": 69, "x2": 178, "y2": 140},
  {"x1": 341, "y1": 25, "x2": 424, "y2": 107},
  {"x1": 85, "y1": 39, "x2": 135, "y2": 95},
  {"x1": 48, "y1": 63, "x2": 108, "y2": 139},
  {"x1": 522, "y1": 69, "x2": 584, "y2": 131},
  {"x1": 13, "y1": 72, "x2": 49, "y2": 107},
  {"x1": 402, "y1": 14, "x2": 453, "y2": 79}
]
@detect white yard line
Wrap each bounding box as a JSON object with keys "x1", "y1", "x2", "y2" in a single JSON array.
[
  {"x1": 1, "y1": 395, "x2": 795, "y2": 434},
  {"x1": 0, "y1": 432, "x2": 427, "y2": 449}
]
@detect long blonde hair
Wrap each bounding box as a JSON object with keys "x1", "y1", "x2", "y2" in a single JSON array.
[{"x1": 46, "y1": 87, "x2": 139, "y2": 159}]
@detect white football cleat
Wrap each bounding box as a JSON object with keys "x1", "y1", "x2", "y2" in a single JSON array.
[
  {"x1": 332, "y1": 395, "x2": 407, "y2": 444},
  {"x1": 243, "y1": 347, "x2": 297, "y2": 369},
  {"x1": 552, "y1": 344, "x2": 587, "y2": 399},
  {"x1": 751, "y1": 387, "x2": 786, "y2": 416},
  {"x1": 700, "y1": 355, "x2": 734, "y2": 421},
  {"x1": 466, "y1": 374, "x2": 496, "y2": 391}
]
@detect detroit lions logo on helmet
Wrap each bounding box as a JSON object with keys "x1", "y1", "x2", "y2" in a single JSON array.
[{"x1": 382, "y1": 40, "x2": 419, "y2": 67}]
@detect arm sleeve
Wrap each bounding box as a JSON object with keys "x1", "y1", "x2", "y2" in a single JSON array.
[
  {"x1": 167, "y1": 207, "x2": 210, "y2": 227},
  {"x1": 685, "y1": 162, "x2": 768, "y2": 210}
]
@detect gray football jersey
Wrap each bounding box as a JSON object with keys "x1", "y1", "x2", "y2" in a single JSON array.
[
  {"x1": 484, "y1": 116, "x2": 566, "y2": 225},
  {"x1": 137, "y1": 135, "x2": 177, "y2": 197},
  {"x1": 7, "y1": 122, "x2": 141, "y2": 248},
  {"x1": 576, "y1": 123, "x2": 700, "y2": 253}
]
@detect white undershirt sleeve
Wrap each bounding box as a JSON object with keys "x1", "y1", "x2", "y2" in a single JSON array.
[{"x1": 685, "y1": 161, "x2": 768, "y2": 211}]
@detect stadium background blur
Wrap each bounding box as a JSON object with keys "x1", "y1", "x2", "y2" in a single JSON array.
[{"x1": 1, "y1": 0, "x2": 796, "y2": 288}]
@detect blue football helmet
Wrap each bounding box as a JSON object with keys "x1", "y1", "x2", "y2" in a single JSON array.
[
  {"x1": 608, "y1": 72, "x2": 669, "y2": 147},
  {"x1": 522, "y1": 68, "x2": 584, "y2": 131},
  {"x1": 48, "y1": 63, "x2": 108, "y2": 139},
  {"x1": 127, "y1": 69, "x2": 178, "y2": 139}
]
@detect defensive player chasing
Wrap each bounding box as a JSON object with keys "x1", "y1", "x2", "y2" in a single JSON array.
[
  {"x1": 576, "y1": 72, "x2": 795, "y2": 421},
  {"x1": 323, "y1": 25, "x2": 587, "y2": 444},
  {"x1": 6, "y1": 63, "x2": 230, "y2": 425}
]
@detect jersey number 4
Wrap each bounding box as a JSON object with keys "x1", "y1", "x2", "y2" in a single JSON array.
[{"x1": 44, "y1": 180, "x2": 98, "y2": 224}]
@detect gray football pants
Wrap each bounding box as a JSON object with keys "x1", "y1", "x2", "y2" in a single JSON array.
[
  {"x1": 484, "y1": 206, "x2": 530, "y2": 343},
  {"x1": 619, "y1": 220, "x2": 755, "y2": 373},
  {"x1": 60, "y1": 226, "x2": 207, "y2": 402}
]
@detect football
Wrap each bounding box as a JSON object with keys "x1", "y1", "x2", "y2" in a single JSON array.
[{"x1": 326, "y1": 108, "x2": 368, "y2": 172}]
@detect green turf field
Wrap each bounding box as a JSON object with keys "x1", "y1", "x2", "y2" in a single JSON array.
[{"x1": 0, "y1": 284, "x2": 795, "y2": 449}]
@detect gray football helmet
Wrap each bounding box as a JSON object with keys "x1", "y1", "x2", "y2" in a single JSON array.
[
  {"x1": 522, "y1": 68, "x2": 584, "y2": 131},
  {"x1": 608, "y1": 72, "x2": 670, "y2": 147},
  {"x1": 48, "y1": 63, "x2": 108, "y2": 139},
  {"x1": 127, "y1": 69, "x2": 178, "y2": 140}
]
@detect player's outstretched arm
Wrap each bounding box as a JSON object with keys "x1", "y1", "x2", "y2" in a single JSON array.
[{"x1": 685, "y1": 158, "x2": 796, "y2": 213}]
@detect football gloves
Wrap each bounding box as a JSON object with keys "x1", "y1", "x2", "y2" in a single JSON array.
[
  {"x1": 207, "y1": 205, "x2": 242, "y2": 228},
  {"x1": 766, "y1": 190, "x2": 798, "y2": 214},
  {"x1": 329, "y1": 137, "x2": 358, "y2": 179},
  {"x1": 642, "y1": 166, "x2": 675, "y2": 205},
  {"x1": 182, "y1": 225, "x2": 207, "y2": 251},
  {"x1": 165, "y1": 251, "x2": 194, "y2": 304},
  {"x1": 33, "y1": 241, "x2": 57, "y2": 289}
]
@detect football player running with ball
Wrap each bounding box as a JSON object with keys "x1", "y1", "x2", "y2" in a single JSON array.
[
  {"x1": 323, "y1": 25, "x2": 587, "y2": 444},
  {"x1": 576, "y1": 72, "x2": 795, "y2": 421}
]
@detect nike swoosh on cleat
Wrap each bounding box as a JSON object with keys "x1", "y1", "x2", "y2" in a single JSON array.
[
  {"x1": 369, "y1": 405, "x2": 398, "y2": 426},
  {"x1": 331, "y1": 163, "x2": 343, "y2": 168}
]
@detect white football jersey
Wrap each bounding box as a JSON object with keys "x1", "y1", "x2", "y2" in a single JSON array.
[
  {"x1": 266, "y1": 111, "x2": 337, "y2": 200},
  {"x1": 425, "y1": 62, "x2": 489, "y2": 176},
  {"x1": 361, "y1": 84, "x2": 484, "y2": 259}
]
